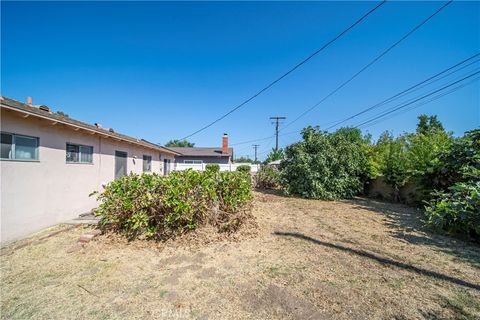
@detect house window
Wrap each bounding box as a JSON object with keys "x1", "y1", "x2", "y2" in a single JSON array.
[
  {"x1": 184, "y1": 160, "x2": 203, "y2": 164},
  {"x1": 1, "y1": 132, "x2": 39, "y2": 161},
  {"x1": 143, "y1": 155, "x2": 152, "y2": 172},
  {"x1": 66, "y1": 143, "x2": 93, "y2": 163}
]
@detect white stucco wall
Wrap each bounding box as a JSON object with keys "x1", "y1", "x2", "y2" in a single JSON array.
[{"x1": 0, "y1": 110, "x2": 174, "y2": 245}]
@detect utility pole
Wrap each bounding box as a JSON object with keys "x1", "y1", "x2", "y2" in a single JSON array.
[
  {"x1": 270, "y1": 116, "x2": 286, "y2": 151},
  {"x1": 252, "y1": 144, "x2": 260, "y2": 162}
]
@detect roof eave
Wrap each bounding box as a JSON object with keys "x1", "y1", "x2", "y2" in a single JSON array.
[{"x1": 1, "y1": 102, "x2": 177, "y2": 156}]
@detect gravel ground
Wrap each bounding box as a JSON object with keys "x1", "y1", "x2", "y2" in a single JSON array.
[{"x1": 1, "y1": 191, "x2": 479, "y2": 319}]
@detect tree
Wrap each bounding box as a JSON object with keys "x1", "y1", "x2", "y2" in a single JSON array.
[
  {"x1": 406, "y1": 115, "x2": 453, "y2": 197},
  {"x1": 382, "y1": 136, "x2": 410, "y2": 202},
  {"x1": 165, "y1": 139, "x2": 195, "y2": 147},
  {"x1": 56, "y1": 111, "x2": 69, "y2": 117},
  {"x1": 416, "y1": 114, "x2": 445, "y2": 135},
  {"x1": 234, "y1": 156, "x2": 254, "y2": 163},
  {"x1": 264, "y1": 148, "x2": 284, "y2": 164},
  {"x1": 280, "y1": 126, "x2": 368, "y2": 200}
]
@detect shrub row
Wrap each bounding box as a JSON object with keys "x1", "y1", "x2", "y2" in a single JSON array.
[{"x1": 91, "y1": 169, "x2": 252, "y2": 239}]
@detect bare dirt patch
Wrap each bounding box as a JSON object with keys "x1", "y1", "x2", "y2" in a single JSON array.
[{"x1": 1, "y1": 191, "x2": 479, "y2": 319}]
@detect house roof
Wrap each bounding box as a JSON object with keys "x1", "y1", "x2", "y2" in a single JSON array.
[
  {"x1": 0, "y1": 96, "x2": 178, "y2": 156},
  {"x1": 165, "y1": 147, "x2": 233, "y2": 157}
]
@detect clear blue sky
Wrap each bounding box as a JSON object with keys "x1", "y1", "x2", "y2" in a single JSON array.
[{"x1": 2, "y1": 1, "x2": 479, "y2": 160}]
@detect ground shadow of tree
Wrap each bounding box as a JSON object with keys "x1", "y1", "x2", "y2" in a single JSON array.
[
  {"x1": 273, "y1": 231, "x2": 480, "y2": 291},
  {"x1": 345, "y1": 197, "x2": 480, "y2": 268}
]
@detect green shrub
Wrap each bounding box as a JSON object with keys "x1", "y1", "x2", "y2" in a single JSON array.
[
  {"x1": 280, "y1": 126, "x2": 369, "y2": 200},
  {"x1": 255, "y1": 166, "x2": 280, "y2": 189},
  {"x1": 426, "y1": 129, "x2": 479, "y2": 193},
  {"x1": 236, "y1": 165, "x2": 251, "y2": 173},
  {"x1": 205, "y1": 163, "x2": 220, "y2": 173},
  {"x1": 92, "y1": 169, "x2": 252, "y2": 239},
  {"x1": 424, "y1": 181, "x2": 480, "y2": 241}
]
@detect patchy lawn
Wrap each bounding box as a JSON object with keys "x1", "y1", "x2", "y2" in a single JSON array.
[{"x1": 1, "y1": 191, "x2": 479, "y2": 319}]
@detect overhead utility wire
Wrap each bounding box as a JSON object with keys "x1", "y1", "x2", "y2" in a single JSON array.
[
  {"x1": 354, "y1": 67, "x2": 480, "y2": 126},
  {"x1": 179, "y1": 1, "x2": 387, "y2": 140},
  {"x1": 358, "y1": 78, "x2": 480, "y2": 129},
  {"x1": 325, "y1": 52, "x2": 480, "y2": 130},
  {"x1": 281, "y1": 0, "x2": 453, "y2": 132},
  {"x1": 353, "y1": 70, "x2": 480, "y2": 128},
  {"x1": 232, "y1": 52, "x2": 478, "y2": 146}
]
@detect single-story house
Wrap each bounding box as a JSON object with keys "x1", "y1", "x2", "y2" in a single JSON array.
[
  {"x1": 0, "y1": 96, "x2": 177, "y2": 244},
  {"x1": 166, "y1": 134, "x2": 234, "y2": 165}
]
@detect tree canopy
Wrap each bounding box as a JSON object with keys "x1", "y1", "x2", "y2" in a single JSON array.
[{"x1": 165, "y1": 139, "x2": 195, "y2": 147}]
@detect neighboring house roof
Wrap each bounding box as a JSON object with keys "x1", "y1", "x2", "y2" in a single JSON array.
[
  {"x1": 166, "y1": 147, "x2": 233, "y2": 157},
  {"x1": 0, "y1": 96, "x2": 178, "y2": 156}
]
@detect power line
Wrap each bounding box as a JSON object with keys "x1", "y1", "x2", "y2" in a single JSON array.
[
  {"x1": 231, "y1": 53, "x2": 477, "y2": 148},
  {"x1": 325, "y1": 53, "x2": 480, "y2": 130},
  {"x1": 354, "y1": 70, "x2": 480, "y2": 128},
  {"x1": 359, "y1": 78, "x2": 480, "y2": 129},
  {"x1": 179, "y1": 1, "x2": 387, "y2": 140},
  {"x1": 281, "y1": 0, "x2": 453, "y2": 132}
]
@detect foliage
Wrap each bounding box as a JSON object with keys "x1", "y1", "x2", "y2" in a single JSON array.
[
  {"x1": 406, "y1": 115, "x2": 453, "y2": 196},
  {"x1": 255, "y1": 165, "x2": 280, "y2": 189},
  {"x1": 279, "y1": 126, "x2": 369, "y2": 200},
  {"x1": 264, "y1": 148, "x2": 284, "y2": 164},
  {"x1": 367, "y1": 115, "x2": 453, "y2": 201},
  {"x1": 236, "y1": 165, "x2": 251, "y2": 173},
  {"x1": 56, "y1": 111, "x2": 69, "y2": 118},
  {"x1": 92, "y1": 170, "x2": 252, "y2": 239},
  {"x1": 427, "y1": 129, "x2": 480, "y2": 192},
  {"x1": 165, "y1": 139, "x2": 195, "y2": 147},
  {"x1": 423, "y1": 129, "x2": 479, "y2": 240},
  {"x1": 234, "y1": 156, "x2": 255, "y2": 163},
  {"x1": 205, "y1": 163, "x2": 220, "y2": 173},
  {"x1": 382, "y1": 137, "x2": 410, "y2": 200},
  {"x1": 424, "y1": 181, "x2": 480, "y2": 240},
  {"x1": 416, "y1": 114, "x2": 445, "y2": 135}
]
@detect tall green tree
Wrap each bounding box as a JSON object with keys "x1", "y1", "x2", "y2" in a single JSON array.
[
  {"x1": 406, "y1": 115, "x2": 453, "y2": 196},
  {"x1": 165, "y1": 139, "x2": 195, "y2": 147}
]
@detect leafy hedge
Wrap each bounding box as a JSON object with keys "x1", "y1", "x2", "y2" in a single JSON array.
[
  {"x1": 424, "y1": 181, "x2": 480, "y2": 240},
  {"x1": 423, "y1": 129, "x2": 479, "y2": 240},
  {"x1": 236, "y1": 165, "x2": 251, "y2": 173},
  {"x1": 255, "y1": 165, "x2": 280, "y2": 189},
  {"x1": 280, "y1": 127, "x2": 369, "y2": 200},
  {"x1": 92, "y1": 169, "x2": 252, "y2": 239},
  {"x1": 205, "y1": 163, "x2": 220, "y2": 173}
]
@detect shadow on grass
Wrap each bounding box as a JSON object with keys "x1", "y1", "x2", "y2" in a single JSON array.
[
  {"x1": 344, "y1": 197, "x2": 480, "y2": 268},
  {"x1": 274, "y1": 231, "x2": 480, "y2": 291}
]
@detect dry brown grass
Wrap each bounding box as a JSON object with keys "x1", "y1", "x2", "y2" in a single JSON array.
[{"x1": 1, "y1": 191, "x2": 479, "y2": 319}]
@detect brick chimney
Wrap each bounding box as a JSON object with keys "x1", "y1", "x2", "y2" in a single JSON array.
[
  {"x1": 27, "y1": 96, "x2": 32, "y2": 105},
  {"x1": 222, "y1": 133, "x2": 229, "y2": 154}
]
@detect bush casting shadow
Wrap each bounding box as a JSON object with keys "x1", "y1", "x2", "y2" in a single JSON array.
[
  {"x1": 273, "y1": 231, "x2": 480, "y2": 291},
  {"x1": 346, "y1": 197, "x2": 480, "y2": 268}
]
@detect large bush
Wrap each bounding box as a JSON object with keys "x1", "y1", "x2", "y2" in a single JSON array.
[
  {"x1": 92, "y1": 169, "x2": 252, "y2": 239},
  {"x1": 280, "y1": 126, "x2": 369, "y2": 200},
  {"x1": 205, "y1": 163, "x2": 220, "y2": 173},
  {"x1": 367, "y1": 115, "x2": 453, "y2": 202},
  {"x1": 427, "y1": 129, "x2": 479, "y2": 192},
  {"x1": 255, "y1": 165, "x2": 280, "y2": 189},
  {"x1": 424, "y1": 181, "x2": 480, "y2": 241},
  {"x1": 423, "y1": 129, "x2": 479, "y2": 240}
]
